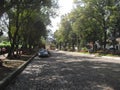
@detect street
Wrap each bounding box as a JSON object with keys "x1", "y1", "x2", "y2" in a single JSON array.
[{"x1": 5, "y1": 50, "x2": 120, "y2": 90}]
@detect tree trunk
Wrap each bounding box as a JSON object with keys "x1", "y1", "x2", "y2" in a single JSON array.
[
  {"x1": 0, "y1": 60, "x2": 3, "y2": 66},
  {"x1": 59, "y1": 42, "x2": 62, "y2": 50},
  {"x1": 77, "y1": 36, "x2": 80, "y2": 51},
  {"x1": 112, "y1": 28, "x2": 116, "y2": 54},
  {"x1": 7, "y1": 3, "x2": 20, "y2": 58},
  {"x1": 102, "y1": 16, "x2": 107, "y2": 52},
  {"x1": 103, "y1": 30, "x2": 107, "y2": 50},
  {"x1": 72, "y1": 42, "x2": 75, "y2": 51}
]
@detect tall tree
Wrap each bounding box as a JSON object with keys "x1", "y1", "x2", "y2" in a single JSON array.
[
  {"x1": 54, "y1": 0, "x2": 120, "y2": 53},
  {"x1": 7, "y1": 0, "x2": 58, "y2": 58}
]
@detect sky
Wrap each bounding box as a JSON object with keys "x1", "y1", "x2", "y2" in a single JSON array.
[{"x1": 50, "y1": 0, "x2": 73, "y2": 33}]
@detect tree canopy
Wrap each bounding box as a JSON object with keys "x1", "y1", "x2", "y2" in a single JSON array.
[
  {"x1": 0, "y1": 0, "x2": 58, "y2": 57},
  {"x1": 54, "y1": 0, "x2": 120, "y2": 53}
]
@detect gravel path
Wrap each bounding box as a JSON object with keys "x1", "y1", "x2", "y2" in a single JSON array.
[{"x1": 5, "y1": 51, "x2": 120, "y2": 90}]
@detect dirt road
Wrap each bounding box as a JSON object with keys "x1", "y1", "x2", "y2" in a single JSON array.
[{"x1": 5, "y1": 51, "x2": 120, "y2": 90}]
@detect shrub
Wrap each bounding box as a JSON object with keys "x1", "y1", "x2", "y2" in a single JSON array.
[{"x1": 81, "y1": 47, "x2": 88, "y2": 52}]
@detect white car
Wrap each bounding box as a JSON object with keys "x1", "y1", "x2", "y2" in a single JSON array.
[{"x1": 38, "y1": 49, "x2": 50, "y2": 57}]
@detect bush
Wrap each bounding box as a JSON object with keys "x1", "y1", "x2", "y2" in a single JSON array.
[{"x1": 81, "y1": 47, "x2": 88, "y2": 52}]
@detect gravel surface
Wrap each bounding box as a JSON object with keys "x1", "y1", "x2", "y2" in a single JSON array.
[{"x1": 5, "y1": 51, "x2": 120, "y2": 90}]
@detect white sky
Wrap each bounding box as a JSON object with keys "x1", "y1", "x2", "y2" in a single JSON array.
[
  {"x1": 58, "y1": 0, "x2": 73, "y2": 15},
  {"x1": 50, "y1": 0, "x2": 73, "y2": 33}
]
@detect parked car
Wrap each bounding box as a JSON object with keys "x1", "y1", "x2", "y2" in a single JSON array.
[{"x1": 38, "y1": 48, "x2": 50, "y2": 57}]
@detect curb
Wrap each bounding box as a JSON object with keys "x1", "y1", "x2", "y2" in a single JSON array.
[{"x1": 0, "y1": 54, "x2": 36, "y2": 90}]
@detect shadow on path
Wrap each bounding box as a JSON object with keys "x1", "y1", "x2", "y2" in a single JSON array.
[{"x1": 5, "y1": 51, "x2": 120, "y2": 90}]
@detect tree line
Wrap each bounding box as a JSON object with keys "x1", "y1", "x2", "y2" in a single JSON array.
[
  {"x1": 54, "y1": 0, "x2": 120, "y2": 53},
  {"x1": 0, "y1": 0, "x2": 58, "y2": 58}
]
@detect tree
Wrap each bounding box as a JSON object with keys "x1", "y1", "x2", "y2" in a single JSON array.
[
  {"x1": 7, "y1": 0, "x2": 58, "y2": 58},
  {"x1": 73, "y1": 0, "x2": 120, "y2": 51},
  {"x1": 54, "y1": 0, "x2": 120, "y2": 53}
]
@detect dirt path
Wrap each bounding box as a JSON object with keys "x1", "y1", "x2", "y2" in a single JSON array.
[{"x1": 5, "y1": 51, "x2": 120, "y2": 90}]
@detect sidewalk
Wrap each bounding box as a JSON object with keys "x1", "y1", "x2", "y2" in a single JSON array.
[
  {"x1": 61, "y1": 50, "x2": 120, "y2": 60},
  {"x1": 0, "y1": 53, "x2": 35, "y2": 90}
]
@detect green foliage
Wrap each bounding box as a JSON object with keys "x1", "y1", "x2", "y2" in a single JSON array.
[
  {"x1": 81, "y1": 47, "x2": 88, "y2": 52},
  {"x1": 54, "y1": 0, "x2": 120, "y2": 52},
  {"x1": 0, "y1": 41, "x2": 11, "y2": 47},
  {"x1": 4, "y1": 0, "x2": 58, "y2": 57}
]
